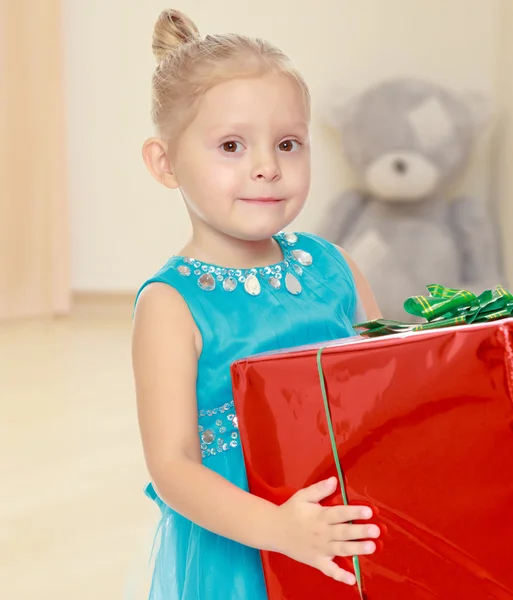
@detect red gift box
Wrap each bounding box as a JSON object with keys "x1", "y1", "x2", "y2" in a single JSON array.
[{"x1": 231, "y1": 319, "x2": 513, "y2": 599}]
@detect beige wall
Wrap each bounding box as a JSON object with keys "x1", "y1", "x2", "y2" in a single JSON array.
[
  {"x1": 497, "y1": 0, "x2": 513, "y2": 287},
  {"x1": 63, "y1": 0, "x2": 502, "y2": 292}
]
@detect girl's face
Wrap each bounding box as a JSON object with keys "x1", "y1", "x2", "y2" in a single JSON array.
[{"x1": 170, "y1": 73, "x2": 311, "y2": 242}]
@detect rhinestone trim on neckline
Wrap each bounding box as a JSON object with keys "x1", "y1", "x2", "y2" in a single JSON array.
[{"x1": 174, "y1": 232, "x2": 313, "y2": 297}]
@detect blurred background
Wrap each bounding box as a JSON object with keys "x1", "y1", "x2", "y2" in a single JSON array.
[{"x1": 1, "y1": 0, "x2": 512, "y2": 598}]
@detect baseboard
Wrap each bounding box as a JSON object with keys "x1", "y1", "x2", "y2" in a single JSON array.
[{"x1": 72, "y1": 291, "x2": 136, "y2": 310}]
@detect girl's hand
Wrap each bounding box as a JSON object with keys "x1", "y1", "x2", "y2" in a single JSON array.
[{"x1": 273, "y1": 477, "x2": 379, "y2": 585}]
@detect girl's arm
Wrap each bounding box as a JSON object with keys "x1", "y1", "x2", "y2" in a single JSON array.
[
  {"x1": 133, "y1": 282, "x2": 279, "y2": 551},
  {"x1": 132, "y1": 282, "x2": 378, "y2": 584}
]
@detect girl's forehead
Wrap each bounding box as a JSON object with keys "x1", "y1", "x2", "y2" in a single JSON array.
[{"x1": 194, "y1": 75, "x2": 309, "y2": 126}]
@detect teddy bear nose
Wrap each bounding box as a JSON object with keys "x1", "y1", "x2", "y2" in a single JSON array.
[{"x1": 393, "y1": 158, "x2": 408, "y2": 174}]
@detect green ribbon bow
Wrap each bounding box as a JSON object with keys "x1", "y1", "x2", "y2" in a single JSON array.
[{"x1": 355, "y1": 284, "x2": 513, "y2": 337}]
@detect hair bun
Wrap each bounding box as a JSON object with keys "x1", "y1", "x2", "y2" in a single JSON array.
[{"x1": 152, "y1": 9, "x2": 200, "y2": 62}]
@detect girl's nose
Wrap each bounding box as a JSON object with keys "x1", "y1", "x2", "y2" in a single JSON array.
[{"x1": 251, "y1": 152, "x2": 281, "y2": 182}]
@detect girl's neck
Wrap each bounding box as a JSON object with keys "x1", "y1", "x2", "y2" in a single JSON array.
[{"x1": 179, "y1": 228, "x2": 285, "y2": 270}]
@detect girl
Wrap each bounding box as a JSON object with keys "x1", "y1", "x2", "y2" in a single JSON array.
[{"x1": 132, "y1": 9, "x2": 382, "y2": 600}]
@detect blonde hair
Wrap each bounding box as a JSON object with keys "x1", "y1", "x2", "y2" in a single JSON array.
[{"x1": 150, "y1": 9, "x2": 311, "y2": 139}]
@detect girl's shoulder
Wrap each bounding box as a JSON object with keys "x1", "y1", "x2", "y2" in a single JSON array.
[
  {"x1": 133, "y1": 259, "x2": 205, "y2": 356},
  {"x1": 134, "y1": 256, "x2": 184, "y2": 306}
]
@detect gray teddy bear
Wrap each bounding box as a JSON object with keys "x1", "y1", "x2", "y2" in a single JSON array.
[{"x1": 319, "y1": 78, "x2": 503, "y2": 321}]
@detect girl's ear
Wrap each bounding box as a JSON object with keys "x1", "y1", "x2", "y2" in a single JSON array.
[{"x1": 142, "y1": 137, "x2": 179, "y2": 189}]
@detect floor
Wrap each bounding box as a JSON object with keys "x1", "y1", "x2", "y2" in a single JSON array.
[{"x1": 1, "y1": 298, "x2": 156, "y2": 599}]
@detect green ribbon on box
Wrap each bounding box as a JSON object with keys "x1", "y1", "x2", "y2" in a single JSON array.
[
  {"x1": 355, "y1": 284, "x2": 513, "y2": 337},
  {"x1": 315, "y1": 283, "x2": 513, "y2": 597},
  {"x1": 316, "y1": 349, "x2": 365, "y2": 599}
]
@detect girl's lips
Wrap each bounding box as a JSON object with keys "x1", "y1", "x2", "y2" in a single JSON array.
[{"x1": 240, "y1": 197, "x2": 284, "y2": 203}]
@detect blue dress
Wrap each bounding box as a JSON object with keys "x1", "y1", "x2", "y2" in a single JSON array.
[{"x1": 135, "y1": 232, "x2": 360, "y2": 600}]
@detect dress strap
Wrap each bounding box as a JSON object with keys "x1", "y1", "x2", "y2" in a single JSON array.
[{"x1": 297, "y1": 232, "x2": 358, "y2": 321}]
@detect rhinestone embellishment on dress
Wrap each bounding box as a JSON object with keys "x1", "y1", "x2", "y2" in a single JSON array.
[
  {"x1": 198, "y1": 400, "x2": 240, "y2": 458},
  {"x1": 285, "y1": 272, "x2": 302, "y2": 295},
  {"x1": 244, "y1": 274, "x2": 261, "y2": 296},
  {"x1": 269, "y1": 276, "x2": 281, "y2": 290},
  {"x1": 283, "y1": 232, "x2": 298, "y2": 244},
  {"x1": 177, "y1": 265, "x2": 191, "y2": 276},
  {"x1": 291, "y1": 249, "x2": 312, "y2": 266},
  {"x1": 201, "y1": 429, "x2": 215, "y2": 444},
  {"x1": 198, "y1": 273, "x2": 216, "y2": 291},
  {"x1": 176, "y1": 232, "x2": 313, "y2": 297},
  {"x1": 223, "y1": 277, "x2": 237, "y2": 292}
]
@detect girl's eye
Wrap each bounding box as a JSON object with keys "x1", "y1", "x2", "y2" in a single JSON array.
[
  {"x1": 221, "y1": 141, "x2": 244, "y2": 153},
  {"x1": 278, "y1": 139, "x2": 301, "y2": 152}
]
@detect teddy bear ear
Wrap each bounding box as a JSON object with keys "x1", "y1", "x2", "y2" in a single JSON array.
[
  {"x1": 462, "y1": 91, "x2": 494, "y2": 131},
  {"x1": 319, "y1": 85, "x2": 361, "y2": 130}
]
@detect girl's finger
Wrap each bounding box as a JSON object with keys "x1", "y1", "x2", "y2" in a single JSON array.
[
  {"x1": 324, "y1": 504, "x2": 372, "y2": 524},
  {"x1": 328, "y1": 540, "x2": 376, "y2": 557},
  {"x1": 329, "y1": 523, "x2": 380, "y2": 542},
  {"x1": 319, "y1": 558, "x2": 357, "y2": 585}
]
